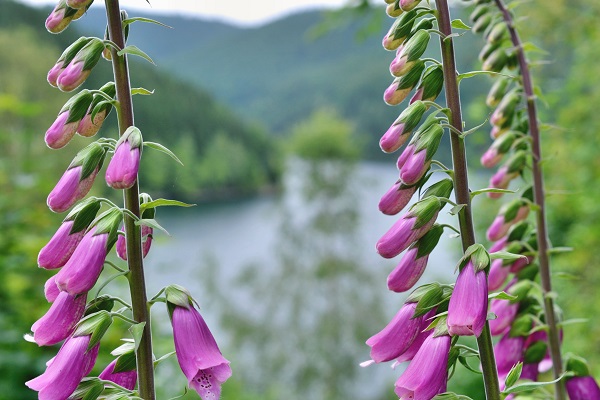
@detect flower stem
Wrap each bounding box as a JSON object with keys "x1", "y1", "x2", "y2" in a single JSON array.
[
  {"x1": 492, "y1": 1, "x2": 566, "y2": 398},
  {"x1": 434, "y1": 1, "x2": 501, "y2": 398},
  {"x1": 104, "y1": 1, "x2": 155, "y2": 398}
]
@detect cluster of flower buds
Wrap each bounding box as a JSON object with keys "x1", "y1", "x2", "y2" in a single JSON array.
[
  {"x1": 47, "y1": 36, "x2": 105, "y2": 92},
  {"x1": 45, "y1": 0, "x2": 93, "y2": 34}
]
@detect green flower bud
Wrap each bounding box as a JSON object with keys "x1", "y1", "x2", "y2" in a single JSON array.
[
  {"x1": 382, "y1": 10, "x2": 418, "y2": 51},
  {"x1": 487, "y1": 22, "x2": 507, "y2": 44},
  {"x1": 486, "y1": 77, "x2": 511, "y2": 107},
  {"x1": 411, "y1": 64, "x2": 444, "y2": 103},
  {"x1": 470, "y1": 4, "x2": 490, "y2": 23},
  {"x1": 472, "y1": 13, "x2": 492, "y2": 34},
  {"x1": 483, "y1": 47, "x2": 508, "y2": 72}
]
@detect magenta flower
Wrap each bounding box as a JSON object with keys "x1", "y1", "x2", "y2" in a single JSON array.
[
  {"x1": 365, "y1": 302, "x2": 426, "y2": 363},
  {"x1": 486, "y1": 203, "x2": 530, "y2": 242},
  {"x1": 47, "y1": 166, "x2": 98, "y2": 213},
  {"x1": 45, "y1": 111, "x2": 79, "y2": 149},
  {"x1": 566, "y1": 376, "x2": 600, "y2": 400},
  {"x1": 397, "y1": 144, "x2": 429, "y2": 185},
  {"x1": 376, "y1": 197, "x2": 440, "y2": 259},
  {"x1": 38, "y1": 221, "x2": 85, "y2": 269},
  {"x1": 77, "y1": 109, "x2": 106, "y2": 137},
  {"x1": 105, "y1": 140, "x2": 141, "y2": 189},
  {"x1": 509, "y1": 255, "x2": 533, "y2": 273},
  {"x1": 384, "y1": 61, "x2": 425, "y2": 105},
  {"x1": 378, "y1": 181, "x2": 417, "y2": 216},
  {"x1": 44, "y1": 276, "x2": 60, "y2": 303},
  {"x1": 45, "y1": 0, "x2": 77, "y2": 34},
  {"x1": 481, "y1": 147, "x2": 503, "y2": 168},
  {"x1": 394, "y1": 333, "x2": 450, "y2": 399},
  {"x1": 494, "y1": 333, "x2": 525, "y2": 379},
  {"x1": 447, "y1": 261, "x2": 488, "y2": 337},
  {"x1": 488, "y1": 298, "x2": 519, "y2": 335},
  {"x1": 55, "y1": 227, "x2": 109, "y2": 295},
  {"x1": 57, "y1": 38, "x2": 104, "y2": 92},
  {"x1": 488, "y1": 166, "x2": 516, "y2": 199},
  {"x1": 116, "y1": 225, "x2": 153, "y2": 261},
  {"x1": 488, "y1": 259, "x2": 511, "y2": 291},
  {"x1": 172, "y1": 305, "x2": 232, "y2": 399},
  {"x1": 387, "y1": 248, "x2": 428, "y2": 292},
  {"x1": 98, "y1": 360, "x2": 137, "y2": 390},
  {"x1": 47, "y1": 61, "x2": 65, "y2": 87},
  {"x1": 394, "y1": 328, "x2": 431, "y2": 365},
  {"x1": 31, "y1": 291, "x2": 87, "y2": 346},
  {"x1": 400, "y1": 0, "x2": 422, "y2": 11},
  {"x1": 26, "y1": 335, "x2": 100, "y2": 399}
]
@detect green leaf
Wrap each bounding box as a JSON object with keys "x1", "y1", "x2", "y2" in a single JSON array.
[
  {"x1": 504, "y1": 362, "x2": 523, "y2": 388},
  {"x1": 117, "y1": 45, "x2": 155, "y2": 65},
  {"x1": 144, "y1": 141, "x2": 184, "y2": 165},
  {"x1": 521, "y1": 42, "x2": 549, "y2": 55},
  {"x1": 558, "y1": 318, "x2": 589, "y2": 327},
  {"x1": 154, "y1": 351, "x2": 177, "y2": 368},
  {"x1": 451, "y1": 19, "x2": 471, "y2": 30},
  {"x1": 140, "y1": 198, "x2": 196, "y2": 212},
  {"x1": 457, "y1": 70, "x2": 514, "y2": 83},
  {"x1": 129, "y1": 322, "x2": 146, "y2": 352},
  {"x1": 136, "y1": 218, "x2": 170, "y2": 236},
  {"x1": 490, "y1": 251, "x2": 528, "y2": 262},
  {"x1": 131, "y1": 87, "x2": 155, "y2": 96},
  {"x1": 489, "y1": 291, "x2": 518, "y2": 301},
  {"x1": 122, "y1": 17, "x2": 173, "y2": 29},
  {"x1": 470, "y1": 187, "x2": 517, "y2": 198},
  {"x1": 449, "y1": 204, "x2": 465, "y2": 215},
  {"x1": 460, "y1": 118, "x2": 490, "y2": 138},
  {"x1": 458, "y1": 355, "x2": 483, "y2": 374},
  {"x1": 444, "y1": 32, "x2": 466, "y2": 41},
  {"x1": 503, "y1": 372, "x2": 572, "y2": 394},
  {"x1": 548, "y1": 247, "x2": 574, "y2": 254}
]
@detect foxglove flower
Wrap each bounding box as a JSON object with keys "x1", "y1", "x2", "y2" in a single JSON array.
[
  {"x1": 490, "y1": 91, "x2": 520, "y2": 127},
  {"x1": 480, "y1": 131, "x2": 517, "y2": 168},
  {"x1": 47, "y1": 142, "x2": 106, "y2": 212},
  {"x1": 382, "y1": 10, "x2": 418, "y2": 51},
  {"x1": 116, "y1": 224, "x2": 153, "y2": 261},
  {"x1": 38, "y1": 198, "x2": 101, "y2": 269},
  {"x1": 486, "y1": 77, "x2": 511, "y2": 107},
  {"x1": 389, "y1": 30, "x2": 429, "y2": 77},
  {"x1": 566, "y1": 377, "x2": 600, "y2": 400},
  {"x1": 45, "y1": 0, "x2": 79, "y2": 33},
  {"x1": 394, "y1": 333, "x2": 450, "y2": 399},
  {"x1": 378, "y1": 181, "x2": 418, "y2": 216},
  {"x1": 387, "y1": 225, "x2": 443, "y2": 292},
  {"x1": 26, "y1": 335, "x2": 100, "y2": 399},
  {"x1": 488, "y1": 259, "x2": 511, "y2": 291},
  {"x1": 488, "y1": 297, "x2": 519, "y2": 335},
  {"x1": 399, "y1": 0, "x2": 422, "y2": 11},
  {"x1": 167, "y1": 285, "x2": 232, "y2": 400},
  {"x1": 47, "y1": 37, "x2": 91, "y2": 87},
  {"x1": 396, "y1": 122, "x2": 443, "y2": 185},
  {"x1": 377, "y1": 196, "x2": 441, "y2": 259},
  {"x1": 365, "y1": 302, "x2": 426, "y2": 363},
  {"x1": 57, "y1": 38, "x2": 105, "y2": 92},
  {"x1": 55, "y1": 208, "x2": 122, "y2": 295},
  {"x1": 486, "y1": 199, "x2": 530, "y2": 241},
  {"x1": 409, "y1": 65, "x2": 444, "y2": 104},
  {"x1": 380, "y1": 101, "x2": 426, "y2": 153},
  {"x1": 44, "y1": 276, "x2": 61, "y2": 303},
  {"x1": 487, "y1": 151, "x2": 527, "y2": 199},
  {"x1": 31, "y1": 291, "x2": 87, "y2": 346},
  {"x1": 77, "y1": 82, "x2": 116, "y2": 137},
  {"x1": 45, "y1": 90, "x2": 93, "y2": 149},
  {"x1": 98, "y1": 360, "x2": 137, "y2": 390},
  {"x1": 447, "y1": 261, "x2": 488, "y2": 337},
  {"x1": 494, "y1": 333, "x2": 525, "y2": 379},
  {"x1": 394, "y1": 328, "x2": 431, "y2": 365},
  {"x1": 384, "y1": 60, "x2": 425, "y2": 105},
  {"x1": 105, "y1": 126, "x2": 142, "y2": 189}
]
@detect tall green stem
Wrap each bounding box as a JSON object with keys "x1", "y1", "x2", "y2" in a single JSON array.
[
  {"x1": 104, "y1": 1, "x2": 155, "y2": 398},
  {"x1": 492, "y1": 1, "x2": 565, "y2": 398},
  {"x1": 434, "y1": 1, "x2": 501, "y2": 398}
]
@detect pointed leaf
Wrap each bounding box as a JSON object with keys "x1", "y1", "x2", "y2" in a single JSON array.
[
  {"x1": 457, "y1": 70, "x2": 514, "y2": 83},
  {"x1": 135, "y1": 218, "x2": 170, "y2": 236},
  {"x1": 451, "y1": 19, "x2": 471, "y2": 30},
  {"x1": 470, "y1": 187, "x2": 517, "y2": 198},
  {"x1": 504, "y1": 362, "x2": 523, "y2": 388},
  {"x1": 122, "y1": 17, "x2": 172, "y2": 29},
  {"x1": 140, "y1": 198, "x2": 196, "y2": 212},
  {"x1": 489, "y1": 291, "x2": 518, "y2": 301},
  {"x1": 144, "y1": 141, "x2": 184, "y2": 165},
  {"x1": 154, "y1": 351, "x2": 177, "y2": 368},
  {"x1": 503, "y1": 372, "x2": 572, "y2": 394},
  {"x1": 131, "y1": 87, "x2": 155, "y2": 96},
  {"x1": 490, "y1": 251, "x2": 528, "y2": 262},
  {"x1": 117, "y1": 45, "x2": 155, "y2": 65},
  {"x1": 129, "y1": 322, "x2": 146, "y2": 352}
]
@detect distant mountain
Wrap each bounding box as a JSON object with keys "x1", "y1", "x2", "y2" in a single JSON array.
[{"x1": 77, "y1": 6, "x2": 487, "y2": 159}]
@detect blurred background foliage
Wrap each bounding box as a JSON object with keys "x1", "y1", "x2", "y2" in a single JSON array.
[{"x1": 0, "y1": 0, "x2": 599, "y2": 398}]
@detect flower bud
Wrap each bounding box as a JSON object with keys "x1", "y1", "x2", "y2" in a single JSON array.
[
  {"x1": 486, "y1": 199, "x2": 530, "y2": 241},
  {"x1": 45, "y1": 0, "x2": 80, "y2": 34},
  {"x1": 116, "y1": 224, "x2": 153, "y2": 261},
  {"x1": 400, "y1": 0, "x2": 421, "y2": 11},
  {"x1": 486, "y1": 77, "x2": 511, "y2": 107},
  {"x1": 488, "y1": 258, "x2": 510, "y2": 291},
  {"x1": 377, "y1": 196, "x2": 441, "y2": 259},
  {"x1": 57, "y1": 38, "x2": 105, "y2": 92},
  {"x1": 384, "y1": 60, "x2": 425, "y2": 105},
  {"x1": 394, "y1": 333, "x2": 451, "y2": 399},
  {"x1": 26, "y1": 335, "x2": 100, "y2": 399},
  {"x1": 77, "y1": 82, "x2": 116, "y2": 137},
  {"x1": 55, "y1": 208, "x2": 122, "y2": 294},
  {"x1": 472, "y1": 13, "x2": 492, "y2": 34},
  {"x1": 566, "y1": 376, "x2": 600, "y2": 400},
  {"x1": 470, "y1": 4, "x2": 489, "y2": 23},
  {"x1": 494, "y1": 333, "x2": 525, "y2": 377},
  {"x1": 44, "y1": 276, "x2": 61, "y2": 302},
  {"x1": 380, "y1": 100, "x2": 427, "y2": 152},
  {"x1": 447, "y1": 261, "x2": 488, "y2": 337},
  {"x1": 397, "y1": 123, "x2": 443, "y2": 184},
  {"x1": 481, "y1": 130, "x2": 517, "y2": 168},
  {"x1": 388, "y1": 224, "x2": 443, "y2": 292},
  {"x1": 479, "y1": 41, "x2": 500, "y2": 63},
  {"x1": 487, "y1": 151, "x2": 527, "y2": 199},
  {"x1": 491, "y1": 90, "x2": 521, "y2": 127},
  {"x1": 487, "y1": 22, "x2": 507, "y2": 44},
  {"x1": 483, "y1": 47, "x2": 508, "y2": 72},
  {"x1": 47, "y1": 37, "x2": 91, "y2": 86},
  {"x1": 106, "y1": 126, "x2": 143, "y2": 189},
  {"x1": 66, "y1": 0, "x2": 93, "y2": 9},
  {"x1": 410, "y1": 64, "x2": 444, "y2": 104},
  {"x1": 378, "y1": 181, "x2": 418, "y2": 215},
  {"x1": 47, "y1": 142, "x2": 107, "y2": 212},
  {"x1": 382, "y1": 10, "x2": 418, "y2": 51},
  {"x1": 489, "y1": 297, "x2": 519, "y2": 335},
  {"x1": 390, "y1": 30, "x2": 429, "y2": 77},
  {"x1": 45, "y1": 90, "x2": 93, "y2": 149},
  {"x1": 31, "y1": 292, "x2": 87, "y2": 346}
]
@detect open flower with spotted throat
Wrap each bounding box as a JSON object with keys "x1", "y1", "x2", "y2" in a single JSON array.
[{"x1": 167, "y1": 285, "x2": 231, "y2": 400}]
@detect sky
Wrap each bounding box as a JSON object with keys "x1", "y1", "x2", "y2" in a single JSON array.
[{"x1": 19, "y1": 0, "x2": 350, "y2": 26}]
